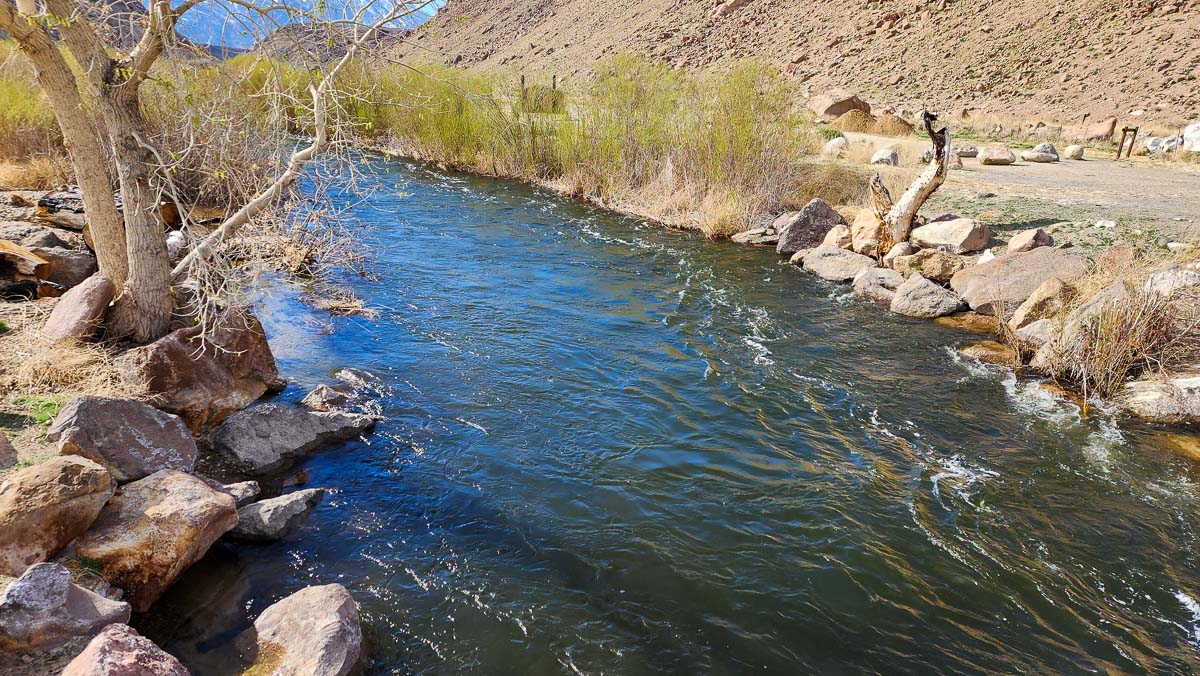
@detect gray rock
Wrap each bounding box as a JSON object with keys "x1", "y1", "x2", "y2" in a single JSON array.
[
  {"x1": 61, "y1": 623, "x2": 188, "y2": 676},
  {"x1": 300, "y1": 384, "x2": 353, "y2": 412},
  {"x1": 223, "y1": 481, "x2": 261, "y2": 508},
  {"x1": 46, "y1": 397, "x2": 197, "y2": 484},
  {"x1": 210, "y1": 404, "x2": 375, "y2": 476},
  {"x1": 237, "y1": 584, "x2": 362, "y2": 676},
  {"x1": 775, "y1": 199, "x2": 848, "y2": 256},
  {"x1": 1015, "y1": 318, "x2": 1055, "y2": 348},
  {"x1": 1058, "y1": 280, "x2": 1132, "y2": 349},
  {"x1": 229, "y1": 489, "x2": 325, "y2": 542},
  {"x1": 949, "y1": 247, "x2": 1090, "y2": 315},
  {"x1": 890, "y1": 274, "x2": 963, "y2": 317},
  {"x1": 1021, "y1": 150, "x2": 1058, "y2": 163},
  {"x1": 1008, "y1": 277, "x2": 1074, "y2": 330},
  {"x1": 955, "y1": 144, "x2": 979, "y2": 158},
  {"x1": 851, "y1": 267, "x2": 904, "y2": 303},
  {"x1": 1143, "y1": 265, "x2": 1200, "y2": 296},
  {"x1": 910, "y1": 218, "x2": 993, "y2": 254},
  {"x1": 41, "y1": 274, "x2": 116, "y2": 342},
  {"x1": 27, "y1": 247, "x2": 97, "y2": 289},
  {"x1": 1032, "y1": 142, "x2": 1058, "y2": 156},
  {"x1": 882, "y1": 241, "x2": 917, "y2": 268},
  {"x1": 0, "y1": 563, "x2": 130, "y2": 653},
  {"x1": 869, "y1": 147, "x2": 899, "y2": 166},
  {"x1": 0, "y1": 457, "x2": 114, "y2": 577},
  {"x1": 799, "y1": 245, "x2": 875, "y2": 283},
  {"x1": 978, "y1": 144, "x2": 1016, "y2": 165},
  {"x1": 0, "y1": 222, "x2": 67, "y2": 249},
  {"x1": 1119, "y1": 372, "x2": 1200, "y2": 424}
]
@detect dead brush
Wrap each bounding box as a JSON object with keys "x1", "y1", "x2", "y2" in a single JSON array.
[{"x1": 0, "y1": 156, "x2": 71, "y2": 190}]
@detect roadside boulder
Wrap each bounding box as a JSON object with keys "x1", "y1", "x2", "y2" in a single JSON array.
[
  {"x1": 209, "y1": 404, "x2": 375, "y2": 476},
  {"x1": 1008, "y1": 277, "x2": 1074, "y2": 330},
  {"x1": 1032, "y1": 142, "x2": 1059, "y2": 157},
  {"x1": 1006, "y1": 228, "x2": 1052, "y2": 254},
  {"x1": 1185, "y1": 120, "x2": 1200, "y2": 153},
  {"x1": 849, "y1": 209, "x2": 886, "y2": 257},
  {"x1": 822, "y1": 224, "x2": 853, "y2": 249},
  {"x1": 1119, "y1": 371, "x2": 1200, "y2": 424},
  {"x1": 949, "y1": 247, "x2": 1090, "y2": 315},
  {"x1": 1064, "y1": 144, "x2": 1085, "y2": 160},
  {"x1": 909, "y1": 218, "x2": 992, "y2": 254},
  {"x1": 1021, "y1": 150, "x2": 1058, "y2": 163},
  {"x1": 955, "y1": 144, "x2": 979, "y2": 158},
  {"x1": 229, "y1": 489, "x2": 325, "y2": 543},
  {"x1": 237, "y1": 584, "x2": 362, "y2": 676},
  {"x1": 809, "y1": 89, "x2": 870, "y2": 119},
  {"x1": 799, "y1": 245, "x2": 875, "y2": 283},
  {"x1": 115, "y1": 309, "x2": 284, "y2": 430},
  {"x1": 775, "y1": 199, "x2": 847, "y2": 256},
  {"x1": 72, "y1": 470, "x2": 238, "y2": 612},
  {"x1": 851, "y1": 267, "x2": 903, "y2": 303},
  {"x1": 61, "y1": 623, "x2": 188, "y2": 676},
  {"x1": 223, "y1": 481, "x2": 261, "y2": 507},
  {"x1": 0, "y1": 563, "x2": 130, "y2": 653},
  {"x1": 869, "y1": 147, "x2": 899, "y2": 166},
  {"x1": 0, "y1": 457, "x2": 114, "y2": 577},
  {"x1": 889, "y1": 274, "x2": 962, "y2": 318},
  {"x1": 41, "y1": 274, "x2": 116, "y2": 342},
  {"x1": 891, "y1": 249, "x2": 968, "y2": 283},
  {"x1": 978, "y1": 144, "x2": 1016, "y2": 165},
  {"x1": 46, "y1": 397, "x2": 197, "y2": 483}
]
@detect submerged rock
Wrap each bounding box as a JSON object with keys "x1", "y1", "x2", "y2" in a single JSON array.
[
  {"x1": 958, "y1": 340, "x2": 1018, "y2": 366},
  {"x1": 46, "y1": 397, "x2": 197, "y2": 483},
  {"x1": 890, "y1": 274, "x2": 963, "y2": 318},
  {"x1": 72, "y1": 470, "x2": 238, "y2": 612},
  {"x1": 301, "y1": 385, "x2": 352, "y2": 412},
  {"x1": 0, "y1": 563, "x2": 130, "y2": 653},
  {"x1": 229, "y1": 489, "x2": 325, "y2": 543},
  {"x1": 61, "y1": 623, "x2": 188, "y2": 676},
  {"x1": 210, "y1": 404, "x2": 375, "y2": 476},
  {"x1": 237, "y1": 584, "x2": 363, "y2": 676},
  {"x1": 0, "y1": 456, "x2": 114, "y2": 577},
  {"x1": 799, "y1": 245, "x2": 875, "y2": 283},
  {"x1": 115, "y1": 309, "x2": 285, "y2": 430}
]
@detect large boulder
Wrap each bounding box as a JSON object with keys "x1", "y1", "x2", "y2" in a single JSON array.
[
  {"x1": 0, "y1": 457, "x2": 114, "y2": 577},
  {"x1": 809, "y1": 89, "x2": 870, "y2": 119},
  {"x1": 61, "y1": 623, "x2": 188, "y2": 676},
  {"x1": 72, "y1": 470, "x2": 238, "y2": 612},
  {"x1": 909, "y1": 218, "x2": 992, "y2": 254},
  {"x1": 46, "y1": 397, "x2": 197, "y2": 484},
  {"x1": 0, "y1": 563, "x2": 130, "y2": 653},
  {"x1": 115, "y1": 309, "x2": 284, "y2": 430},
  {"x1": 889, "y1": 274, "x2": 963, "y2": 318},
  {"x1": 949, "y1": 247, "x2": 1090, "y2": 315},
  {"x1": 229, "y1": 489, "x2": 325, "y2": 543},
  {"x1": 869, "y1": 147, "x2": 899, "y2": 166},
  {"x1": 237, "y1": 584, "x2": 362, "y2": 676},
  {"x1": 775, "y1": 199, "x2": 847, "y2": 255},
  {"x1": 1006, "y1": 227, "x2": 1053, "y2": 254},
  {"x1": 890, "y1": 249, "x2": 968, "y2": 283},
  {"x1": 28, "y1": 247, "x2": 97, "y2": 289},
  {"x1": 209, "y1": 404, "x2": 375, "y2": 476},
  {"x1": 799, "y1": 245, "x2": 875, "y2": 283},
  {"x1": 41, "y1": 274, "x2": 116, "y2": 342},
  {"x1": 851, "y1": 267, "x2": 903, "y2": 303},
  {"x1": 978, "y1": 144, "x2": 1016, "y2": 165},
  {"x1": 1008, "y1": 277, "x2": 1074, "y2": 330},
  {"x1": 849, "y1": 209, "x2": 886, "y2": 257},
  {"x1": 1119, "y1": 371, "x2": 1200, "y2": 424},
  {"x1": 1015, "y1": 318, "x2": 1055, "y2": 348}
]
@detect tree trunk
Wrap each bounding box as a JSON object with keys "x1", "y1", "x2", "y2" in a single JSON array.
[{"x1": 874, "y1": 109, "x2": 951, "y2": 245}]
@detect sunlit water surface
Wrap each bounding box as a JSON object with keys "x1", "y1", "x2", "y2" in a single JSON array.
[{"x1": 138, "y1": 157, "x2": 1200, "y2": 674}]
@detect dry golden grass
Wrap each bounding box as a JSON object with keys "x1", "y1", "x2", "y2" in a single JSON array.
[
  {"x1": 0, "y1": 157, "x2": 70, "y2": 190},
  {"x1": 0, "y1": 300, "x2": 147, "y2": 405}
]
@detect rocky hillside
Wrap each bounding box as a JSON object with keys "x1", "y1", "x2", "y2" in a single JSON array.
[{"x1": 392, "y1": 0, "x2": 1200, "y2": 126}]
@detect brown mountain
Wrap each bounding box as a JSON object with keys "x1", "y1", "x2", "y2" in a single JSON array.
[{"x1": 391, "y1": 0, "x2": 1200, "y2": 126}]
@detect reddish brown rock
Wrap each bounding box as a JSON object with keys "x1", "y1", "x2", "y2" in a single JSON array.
[
  {"x1": 61, "y1": 623, "x2": 189, "y2": 676},
  {"x1": 1005, "y1": 227, "x2": 1053, "y2": 254},
  {"x1": 0, "y1": 457, "x2": 114, "y2": 577},
  {"x1": 114, "y1": 310, "x2": 284, "y2": 430},
  {"x1": 41, "y1": 274, "x2": 116, "y2": 342},
  {"x1": 72, "y1": 470, "x2": 238, "y2": 612}
]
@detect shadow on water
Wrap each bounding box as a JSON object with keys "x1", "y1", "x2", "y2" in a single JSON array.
[{"x1": 137, "y1": 156, "x2": 1200, "y2": 674}]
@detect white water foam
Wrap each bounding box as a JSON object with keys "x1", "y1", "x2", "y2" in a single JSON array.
[{"x1": 1176, "y1": 591, "x2": 1200, "y2": 646}]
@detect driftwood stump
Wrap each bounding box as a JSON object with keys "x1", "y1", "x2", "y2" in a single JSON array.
[{"x1": 869, "y1": 108, "x2": 950, "y2": 257}]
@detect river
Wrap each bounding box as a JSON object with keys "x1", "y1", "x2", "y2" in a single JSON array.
[{"x1": 138, "y1": 156, "x2": 1200, "y2": 674}]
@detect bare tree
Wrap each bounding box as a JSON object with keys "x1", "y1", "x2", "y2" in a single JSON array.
[
  {"x1": 866, "y1": 109, "x2": 951, "y2": 256},
  {"x1": 0, "y1": 0, "x2": 428, "y2": 342}
]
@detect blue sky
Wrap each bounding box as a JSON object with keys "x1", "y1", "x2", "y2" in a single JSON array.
[{"x1": 173, "y1": 0, "x2": 442, "y2": 48}]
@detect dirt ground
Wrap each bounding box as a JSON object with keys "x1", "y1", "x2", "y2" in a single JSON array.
[{"x1": 841, "y1": 131, "x2": 1200, "y2": 250}]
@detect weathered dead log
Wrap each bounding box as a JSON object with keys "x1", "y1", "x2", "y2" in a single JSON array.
[{"x1": 867, "y1": 108, "x2": 951, "y2": 256}]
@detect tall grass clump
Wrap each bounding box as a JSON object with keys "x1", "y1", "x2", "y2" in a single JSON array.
[{"x1": 0, "y1": 41, "x2": 62, "y2": 163}]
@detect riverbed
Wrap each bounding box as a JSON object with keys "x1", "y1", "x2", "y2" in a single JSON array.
[{"x1": 139, "y1": 156, "x2": 1200, "y2": 673}]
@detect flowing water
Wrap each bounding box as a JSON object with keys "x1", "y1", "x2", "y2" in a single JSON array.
[{"x1": 139, "y1": 157, "x2": 1200, "y2": 674}]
